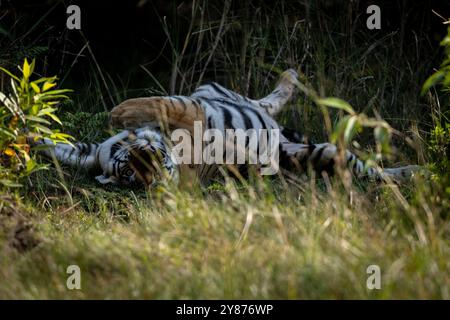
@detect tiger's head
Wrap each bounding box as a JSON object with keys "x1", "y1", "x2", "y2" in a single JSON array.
[{"x1": 96, "y1": 127, "x2": 178, "y2": 187}]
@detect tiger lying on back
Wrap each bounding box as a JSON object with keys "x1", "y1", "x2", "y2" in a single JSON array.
[{"x1": 35, "y1": 69, "x2": 421, "y2": 187}]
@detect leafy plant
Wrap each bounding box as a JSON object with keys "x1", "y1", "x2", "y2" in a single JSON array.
[
  {"x1": 422, "y1": 27, "x2": 450, "y2": 95},
  {"x1": 422, "y1": 26, "x2": 450, "y2": 196},
  {"x1": 292, "y1": 74, "x2": 396, "y2": 176},
  {"x1": 427, "y1": 122, "x2": 450, "y2": 195},
  {"x1": 0, "y1": 59, "x2": 73, "y2": 188}
]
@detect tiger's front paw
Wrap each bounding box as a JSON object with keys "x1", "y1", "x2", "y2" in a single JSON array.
[{"x1": 95, "y1": 174, "x2": 118, "y2": 185}]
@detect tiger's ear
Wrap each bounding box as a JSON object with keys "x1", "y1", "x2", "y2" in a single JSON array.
[{"x1": 95, "y1": 175, "x2": 118, "y2": 185}]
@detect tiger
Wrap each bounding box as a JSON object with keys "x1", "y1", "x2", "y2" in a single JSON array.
[{"x1": 35, "y1": 69, "x2": 421, "y2": 187}]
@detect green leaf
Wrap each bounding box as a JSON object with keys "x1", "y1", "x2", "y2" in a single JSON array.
[
  {"x1": 444, "y1": 72, "x2": 450, "y2": 88},
  {"x1": 23, "y1": 58, "x2": 31, "y2": 78},
  {"x1": 0, "y1": 179, "x2": 22, "y2": 188},
  {"x1": 30, "y1": 104, "x2": 39, "y2": 115},
  {"x1": 37, "y1": 107, "x2": 57, "y2": 114},
  {"x1": 25, "y1": 158, "x2": 37, "y2": 173},
  {"x1": 330, "y1": 115, "x2": 350, "y2": 144},
  {"x1": 44, "y1": 112, "x2": 62, "y2": 125},
  {"x1": 25, "y1": 115, "x2": 51, "y2": 125},
  {"x1": 32, "y1": 76, "x2": 56, "y2": 84},
  {"x1": 30, "y1": 59, "x2": 36, "y2": 76},
  {"x1": 33, "y1": 124, "x2": 54, "y2": 135},
  {"x1": 30, "y1": 82, "x2": 41, "y2": 93},
  {"x1": 440, "y1": 35, "x2": 450, "y2": 46},
  {"x1": 51, "y1": 132, "x2": 73, "y2": 139},
  {"x1": 36, "y1": 108, "x2": 57, "y2": 118},
  {"x1": 34, "y1": 94, "x2": 70, "y2": 102},
  {"x1": 344, "y1": 115, "x2": 359, "y2": 144},
  {"x1": 317, "y1": 97, "x2": 355, "y2": 115},
  {"x1": 42, "y1": 81, "x2": 56, "y2": 91},
  {"x1": 0, "y1": 67, "x2": 20, "y2": 82},
  {"x1": 38, "y1": 89, "x2": 72, "y2": 95},
  {"x1": 421, "y1": 70, "x2": 445, "y2": 95}
]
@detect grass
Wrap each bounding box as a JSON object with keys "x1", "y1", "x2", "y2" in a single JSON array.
[
  {"x1": 0, "y1": 1, "x2": 449, "y2": 299},
  {"x1": 0, "y1": 171, "x2": 448, "y2": 299}
]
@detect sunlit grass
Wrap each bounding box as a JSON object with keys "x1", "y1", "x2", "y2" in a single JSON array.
[{"x1": 0, "y1": 172, "x2": 448, "y2": 299}]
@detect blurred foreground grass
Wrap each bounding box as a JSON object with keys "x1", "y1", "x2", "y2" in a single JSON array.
[{"x1": 0, "y1": 170, "x2": 448, "y2": 299}]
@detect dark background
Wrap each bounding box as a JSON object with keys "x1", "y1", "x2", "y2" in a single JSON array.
[{"x1": 1, "y1": 0, "x2": 449, "y2": 131}]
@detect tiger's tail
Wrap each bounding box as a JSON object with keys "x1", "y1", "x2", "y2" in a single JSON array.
[
  {"x1": 36, "y1": 138, "x2": 101, "y2": 170},
  {"x1": 281, "y1": 142, "x2": 423, "y2": 183}
]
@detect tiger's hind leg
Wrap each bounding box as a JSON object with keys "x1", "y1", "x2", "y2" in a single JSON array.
[
  {"x1": 110, "y1": 96, "x2": 205, "y2": 135},
  {"x1": 257, "y1": 69, "x2": 299, "y2": 116},
  {"x1": 256, "y1": 69, "x2": 308, "y2": 144},
  {"x1": 280, "y1": 142, "x2": 422, "y2": 183}
]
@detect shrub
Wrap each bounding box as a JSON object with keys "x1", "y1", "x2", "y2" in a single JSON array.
[
  {"x1": 0, "y1": 59, "x2": 73, "y2": 188},
  {"x1": 428, "y1": 123, "x2": 450, "y2": 195},
  {"x1": 422, "y1": 26, "x2": 450, "y2": 196},
  {"x1": 62, "y1": 111, "x2": 110, "y2": 141}
]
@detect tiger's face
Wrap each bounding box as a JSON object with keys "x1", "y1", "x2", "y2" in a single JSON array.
[
  {"x1": 128, "y1": 138, "x2": 176, "y2": 186},
  {"x1": 96, "y1": 128, "x2": 178, "y2": 187}
]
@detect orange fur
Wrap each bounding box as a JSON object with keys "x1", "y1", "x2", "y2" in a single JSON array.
[{"x1": 110, "y1": 97, "x2": 205, "y2": 135}]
